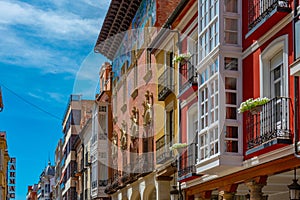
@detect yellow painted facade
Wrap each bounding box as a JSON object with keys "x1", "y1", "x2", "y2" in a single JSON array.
[
  {"x1": 0, "y1": 132, "x2": 9, "y2": 200},
  {"x1": 154, "y1": 33, "x2": 179, "y2": 170}
]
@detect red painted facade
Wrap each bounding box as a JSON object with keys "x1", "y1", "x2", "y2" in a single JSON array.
[{"x1": 242, "y1": 0, "x2": 297, "y2": 159}]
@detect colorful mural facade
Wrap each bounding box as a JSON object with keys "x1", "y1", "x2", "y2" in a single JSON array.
[{"x1": 112, "y1": 0, "x2": 156, "y2": 80}]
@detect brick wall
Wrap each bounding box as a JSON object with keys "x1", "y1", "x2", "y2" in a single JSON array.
[{"x1": 155, "y1": 0, "x2": 181, "y2": 27}]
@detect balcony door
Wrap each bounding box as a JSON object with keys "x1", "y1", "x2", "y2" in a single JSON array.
[
  {"x1": 270, "y1": 51, "x2": 286, "y2": 129},
  {"x1": 270, "y1": 51, "x2": 283, "y2": 98}
]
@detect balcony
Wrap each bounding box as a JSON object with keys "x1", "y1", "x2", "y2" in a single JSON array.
[
  {"x1": 98, "y1": 179, "x2": 108, "y2": 187},
  {"x1": 156, "y1": 137, "x2": 172, "y2": 164},
  {"x1": 104, "y1": 171, "x2": 122, "y2": 194},
  {"x1": 248, "y1": 0, "x2": 292, "y2": 30},
  {"x1": 132, "y1": 154, "x2": 154, "y2": 177},
  {"x1": 246, "y1": 97, "x2": 292, "y2": 154},
  {"x1": 179, "y1": 56, "x2": 198, "y2": 93},
  {"x1": 158, "y1": 67, "x2": 175, "y2": 101},
  {"x1": 178, "y1": 143, "x2": 201, "y2": 182}
]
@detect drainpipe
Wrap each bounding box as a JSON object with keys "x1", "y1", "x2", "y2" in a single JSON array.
[
  {"x1": 294, "y1": 77, "x2": 300, "y2": 158},
  {"x1": 82, "y1": 144, "x2": 85, "y2": 198},
  {"x1": 293, "y1": 0, "x2": 300, "y2": 158}
]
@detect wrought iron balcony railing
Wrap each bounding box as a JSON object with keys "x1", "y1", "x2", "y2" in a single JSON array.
[
  {"x1": 156, "y1": 136, "x2": 173, "y2": 164},
  {"x1": 178, "y1": 143, "x2": 199, "y2": 181},
  {"x1": 98, "y1": 179, "x2": 108, "y2": 187},
  {"x1": 158, "y1": 67, "x2": 175, "y2": 101},
  {"x1": 179, "y1": 55, "x2": 198, "y2": 92},
  {"x1": 246, "y1": 97, "x2": 292, "y2": 150},
  {"x1": 248, "y1": 0, "x2": 291, "y2": 30},
  {"x1": 104, "y1": 171, "x2": 122, "y2": 194}
]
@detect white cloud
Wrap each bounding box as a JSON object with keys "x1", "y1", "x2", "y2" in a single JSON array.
[
  {"x1": 0, "y1": 1, "x2": 103, "y2": 41},
  {"x1": 82, "y1": 0, "x2": 111, "y2": 8},
  {"x1": 0, "y1": 0, "x2": 109, "y2": 75}
]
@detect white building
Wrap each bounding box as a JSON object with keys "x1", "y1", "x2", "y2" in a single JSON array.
[{"x1": 37, "y1": 161, "x2": 55, "y2": 200}]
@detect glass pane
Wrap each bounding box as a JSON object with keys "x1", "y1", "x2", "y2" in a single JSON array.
[
  {"x1": 215, "y1": 142, "x2": 219, "y2": 153},
  {"x1": 275, "y1": 82, "x2": 280, "y2": 97},
  {"x1": 224, "y1": 0, "x2": 238, "y2": 12},
  {"x1": 226, "y1": 107, "x2": 237, "y2": 119},
  {"x1": 225, "y1": 140, "x2": 238, "y2": 152},
  {"x1": 273, "y1": 66, "x2": 281, "y2": 80},
  {"x1": 226, "y1": 92, "x2": 237, "y2": 104},
  {"x1": 225, "y1": 77, "x2": 237, "y2": 90},
  {"x1": 225, "y1": 126, "x2": 238, "y2": 138},
  {"x1": 225, "y1": 32, "x2": 238, "y2": 44},
  {"x1": 210, "y1": 131, "x2": 214, "y2": 142},
  {"x1": 225, "y1": 18, "x2": 238, "y2": 31},
  {"x1": 224, "y1": 57, "x2": 238, "y2": 71}
]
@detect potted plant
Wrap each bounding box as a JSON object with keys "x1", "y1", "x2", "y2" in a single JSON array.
[
  {"x1": 238, "y1": 97, "x2": 270, "y2": 114},
  {"x1": 169, "y1": 143, "x2": 188, "y2": 155},
  {"x1": 173, "y1": 53, "x2": 191, "y2": 64}
]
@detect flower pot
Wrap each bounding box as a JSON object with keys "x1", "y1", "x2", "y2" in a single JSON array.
[
  {"x1": 174, "y1": 147, "x2": 187, "y2": 156},
  {"x1": 250, "y1": 105, "x2": 263, "y2": 115}
]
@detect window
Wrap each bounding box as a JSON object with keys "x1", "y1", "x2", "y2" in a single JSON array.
[
  {"x1": 225, "y1": 77, "x2": 237, "y2": 120},
  {"x1": 199, "y1": 0, "x2": 219, "y2": 61},
  {"x1": 224, "y1": 18, "x2": 238, "y2": 44},
  {"x1": 99, "y1": 163, "x2": 108, "y2": 184},
  {"x1": 199, "y1": 21, "x2": 218, "y2": 60},
  {"x1": 92, "y1": 163, "x2": 97, "y2": 189},
  {"x1": 209, "y1": 127, "x2": 219, "y2": 155},
  {"x1": 260, "y1": 36, "x2": 288, "y2": 99},
  {"x1": 224, "y1": 0, "x2": 237, "y2": 13},
  {"x1": 224, "y1": 57, "x2": 238, "y2": 71},
  {"x1": 199, "y1": 0, "x2": 218, "y2": 29},
  {"x1": 45, "y1": 184, "x2": 50, "y2": 194},
  {"x1": 198, "y1": 58, "x2": 219, "y2": 161},
  {"x1": 188, "y1": 33, "x2": 198, "y2": 67},
  {"x1": 166, "y1": 109, "x2": 174, "y2": 146},
  {"x1": 199, "y1": 133, "x2": 209, "y2": 160},
  {"x1": 99, "y1": 112, "x2": 107, "y2": 139},
  {"x1": 224, "y1": 126, "x2": 238, "y2": 152}
]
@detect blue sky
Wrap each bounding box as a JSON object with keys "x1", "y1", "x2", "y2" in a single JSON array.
[{"x1": 0, "y1": 0, "x2": 110, "y2": 198}]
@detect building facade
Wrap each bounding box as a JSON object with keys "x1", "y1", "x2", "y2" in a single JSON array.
[
  {"x1": 26, "y1": 184, "x2": 38, "y2": 200},
  {"x1": 54, "y1": 139, "x2": 63, "y2": 200},
  {"x1": 74, "y1": 118, "x2": 92, "y2": 200},
  {"x1": 94, "y1": 0, "x2": 300, "y2": 200},
  {"x1": 0, "y1": 131, "x2": 9, "y2": 200},
  {"x1": 60, "y1": 95, "x2": 93, "y2": 200},
  {"x1": 37, "y1": 161, "x2": 55, "y2": 200},
  {"x1": 180, "y1": 0, "x2": 300, "y2": 200},
  {"x1": 90, "y1": 62, "x2": 112, "y2": 200},
  {"x1": 94, "y1": 0, "x2": 186, "y2": 199}
]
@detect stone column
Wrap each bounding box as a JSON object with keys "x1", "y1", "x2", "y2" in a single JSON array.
[
  {"x1": 156, "y1": 177, "x2": 172, "y2": 200},
  {"x1": 218, "y1": 184, "x2": 237, "y2": 200},
  {"x1": 218, "y1": 191, "x2": 235, "y2": 200},
  {"x1": 195, "y1": 191, "x2": 211, "y2": 200},
  {"x1": 246, "y1": 182, "x2": 266, "y2": 200}
]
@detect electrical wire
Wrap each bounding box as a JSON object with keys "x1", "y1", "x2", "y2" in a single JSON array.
[{"x1": 0, "y1": 83, "x2": 62, "y2": 121}]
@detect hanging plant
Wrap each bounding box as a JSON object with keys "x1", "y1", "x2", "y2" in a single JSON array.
[
  {"x1": 173, "y1": 53, "x2": 191, "y2": 63},
  {"x1": 169, "y1": 143, "x2": 188, "y2": 151},
  {"x1": 238, "y1": 97, "x2": 270, "y2": 113}
]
